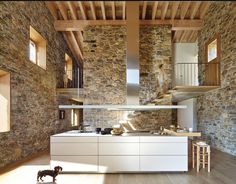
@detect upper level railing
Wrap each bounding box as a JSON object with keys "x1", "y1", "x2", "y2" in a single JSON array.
[
  {"x1": 57, "y1": 70, "x2": 82, "y2": 88},
  {"x1": 174, "y1": 62, "x2": 220, "y2": 86}
]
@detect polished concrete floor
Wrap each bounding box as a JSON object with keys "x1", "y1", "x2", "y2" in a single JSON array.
[{"x1": 0, "y1": 149, "x2": 235, "y2": 184}]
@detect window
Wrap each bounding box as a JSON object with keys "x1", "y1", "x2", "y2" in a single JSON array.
[
  {"x1": 29, "y1": 26, "x2": 46, "y2": 69},
  {"x1": 206, "y1": 35, "x2": 220, "y2": 63},
  {"x1": 0, "y1": 69, "x2": 10, "y2": 132}
]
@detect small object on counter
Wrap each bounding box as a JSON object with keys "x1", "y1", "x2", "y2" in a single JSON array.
[
  {"x1": 189, "y1": 128, "x2": 193, "y2": 132},
  {"x1": 95, "y1": 127, "x2": 101, "y2": 134},
  {"x1": 104, "y1": 128, "x2": 113, "y2": 134},
  {"x1": 111, "y1": 124, "x2": 123, "y2": 135}
]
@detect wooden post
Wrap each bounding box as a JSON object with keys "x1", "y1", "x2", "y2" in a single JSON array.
[
  {"x1": 208, "y1": 146, "x2": 211, "y2": 172},
  {"x1": 197, "y1": 146, "x2": 200, "y2": 172},
  {"x1": 192, "y1": 144, "x2": 195, "y2": 168}
]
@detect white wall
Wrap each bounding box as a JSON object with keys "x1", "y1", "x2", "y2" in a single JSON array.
[
  {"x1": 173, "y1": 43, "x2": 199, "y2": 86},
  {"x1": 177, "y1": 98, "x2": 197, "y2": 131},
  {"x1": 173, "y1": 43, "x2": 198, "y2": 64}
]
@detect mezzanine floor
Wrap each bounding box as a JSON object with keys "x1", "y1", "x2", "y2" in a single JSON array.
[{"x1": 0, "y1": 148, "x2": 235, "y2": 184}]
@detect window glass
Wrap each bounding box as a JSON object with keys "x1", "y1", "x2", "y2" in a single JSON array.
[
  {"x1": 207, "y1": 39, "x2": 217, "y2": 62},
  {"x1": 29, "y1": 40, "x2": 37, "y2": 63}
]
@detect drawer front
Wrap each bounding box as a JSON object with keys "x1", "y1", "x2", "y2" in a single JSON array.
[
  {"x1": 99, "y1": 143, "x2": 139, "y2": 155},
  {"x1": 99, "y1": 156, "x2": 139, "y2": 172},
  {"x1": 140, "y1": 136, "x2": 187, "y2": 143},
  {"x1": 99, "y1": 136, "x2": 139, "y2": 143},
  {"x1": 51, "y1": 136, "x2": 97, "y2": 143},
  {"x1": 140, "y1": 156, "x2": 188, "y2": 171},
  {"x1": 51, "y1": 156, "x2": 98, "y2": 172},
  {"x1": 140, "y1": 143, "x2": 187, "y2": 155},
  {"x1": 51, "y1": 143, "x2": 97, "y2": 155}
]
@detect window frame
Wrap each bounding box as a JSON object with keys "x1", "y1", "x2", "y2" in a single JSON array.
[{"x1": 205, "y1": 34, "x2": 221, "y2": 64}]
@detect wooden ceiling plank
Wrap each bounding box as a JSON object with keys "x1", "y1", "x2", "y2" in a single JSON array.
[
  {"x1": 122, "y1": 1, "x2": 126, "y2": 20},
  {"x1": 54, "y1": 19, "x2": 202, "y2": 31},
  {"x1": 152, "y1": 2, "x2": 158, "y2": 20},
  {"x1": 112, "y1": 2, "x2": 116, "y2": 20},
  {"x1": 46, "y1": 2, "x2": 58, "y2": 20},
  {"x1": 142, "y1": 1, "x2": 147, "y2": 20},
  {"x1": 188, "y1": 30, "x2": 196, "y2": 42},
  {"x1": 180, "y1": 1, "x2": 191, "y2": 20},
  {"x1": 190, "y1": 2, "x2": 201, "y2": 19},
  {"x1": 200, "y1": 2, "x2": 210, "y2": 19},
  {"x1": 89, "y1": 1, "x2": 96, "y2": 20},
  {"x1": 171, "y1": 2, "x2": 180, "y2": 19},
  {"x1": 161, "y1": 2, "x2": 169, "y2": 20},
  {"x1": 78, "y1": 1, "x2": 87, "y2": 20},
  {"x1": 100, "y1": 1, "x2": 106, "y2": 20}
]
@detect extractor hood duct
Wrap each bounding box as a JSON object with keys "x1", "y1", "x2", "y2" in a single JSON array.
[{"x1": 126, "y1": 2, "x2": 140, "y2": 105}]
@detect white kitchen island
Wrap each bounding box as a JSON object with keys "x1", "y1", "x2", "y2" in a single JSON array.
[{"x1": 50, "y1": 131, "x2": 188, "y2": 173}]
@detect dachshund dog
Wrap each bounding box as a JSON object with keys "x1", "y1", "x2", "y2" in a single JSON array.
[{"x1": 37, "y1": 166, "x2": 62, "y2": 182}]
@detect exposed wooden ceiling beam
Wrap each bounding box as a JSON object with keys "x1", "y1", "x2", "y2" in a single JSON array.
[
  {"x1": 67, "y1": 2, "x2": 77, "y2": 20},
  {"x1": 180, "y1": 1, "x2": 191, "y2": 19},
  {"x1": 112, "y1": 2, "x2": 116, "y2": 20},
  {"x1": 190, "y1": 2, "x2": 201, "y2": 19},
  {"x1": 89, "y1": 1, "x2": 96, "y2": 20},
  {"x1": 172, "y1": 31, "x2": 178, "y2": 42},
  {"x1": 122, "y1": 1, "x2": 126, "y2": 20},
  {"x1": 54, "y1": 19, "x2": 202, "y2": 31},
  {"x1": 200, "y1": 2, "x2": 210, "y2": 19},
  {"x1": 100, "y1": 1, "x2": 106, "y2": 20},
  {"x1": 46, "y1": 2, "x2": 58, "y2": 19},
  {"x1": 161, "y1": 2, "x2": 169, "y2": 20},
  {"x1": 152, "y1": 2, "x2": 158, "y2": 20},
  {"x1": 63, "y1": 33, "x2": 81, "y2": 66},
  {"x1": 171, "y1": 2, "x2": 180, "y2": 19},
  {"x1": 67, "y1": 32, "x2": 83, "y2": 60},
  {"x1": 78, "y1": 2, "x2": 87, "y2": 20},
  {"x1": 55, "y1": 2, "x2": 83, "y2": 63},
  {"x1": 142, "y1": 1, "x2": 147, "y2": 20},
  {"x1": 56, "y1": 1, "x2": 68, "y2": 20},
  {"x1": 179, "y1": 30, "x2": 187, "y2": 42}
]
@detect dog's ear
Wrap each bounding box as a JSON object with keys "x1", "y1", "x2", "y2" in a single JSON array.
[{"x1": 60, "y1": 167, "x2": 63, "y2": 171}]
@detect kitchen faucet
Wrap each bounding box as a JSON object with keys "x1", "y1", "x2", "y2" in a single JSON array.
[{"x1": 78, "y1": 124, "x2": 90, "y2": 133}]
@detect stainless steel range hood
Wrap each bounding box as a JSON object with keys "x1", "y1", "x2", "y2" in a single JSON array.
[{"x1": 126, "y1": 2, "x2": 140, "y2": 105}]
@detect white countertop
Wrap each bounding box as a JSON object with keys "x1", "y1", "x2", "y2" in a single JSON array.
[{"x1": 51, "y1": 130, "x2": 179, "y2": 137}]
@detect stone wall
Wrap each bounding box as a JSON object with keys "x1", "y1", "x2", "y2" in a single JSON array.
[
  {"x1": 197, "y1": 2, "x2": 236, "y2": 155},
  {"x1": 83, "y1": 25, "x2": 173, "y2": 130},
  {"x1": 140, "y1": 25, "x2": 172, "y2": 104},
  {"x1": 0, "y1": 2, "x2": 77, "y2": 168}
]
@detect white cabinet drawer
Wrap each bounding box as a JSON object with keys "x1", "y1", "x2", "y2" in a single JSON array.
[
  {"x1": 99, "y1": 143, "x2": 139, "y2": 155},
  {"x1": 51, "y1": 156, "x2": 98, "y2": 172},
  {"x1": 51, "y1": 136, "x2": 97, "y2": 143},
  {"x1": 140, "y1": 136, "x2": 187, "y2": 143},
  {"x1": 140, "y1": 143, "x2": 187, "y2": 155},
  {"x1": 99, "y1": 136, "x2": 139, "y2": 143},
  {"x1": 140, "y1": 156, "x2": 188, "y2": 171},
  {"x1": 99, "y1": 156, "x2": 139, "y2": 172},
  {"x1": 51, "y1": 143, "x2": 97, "y2": 155}
]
